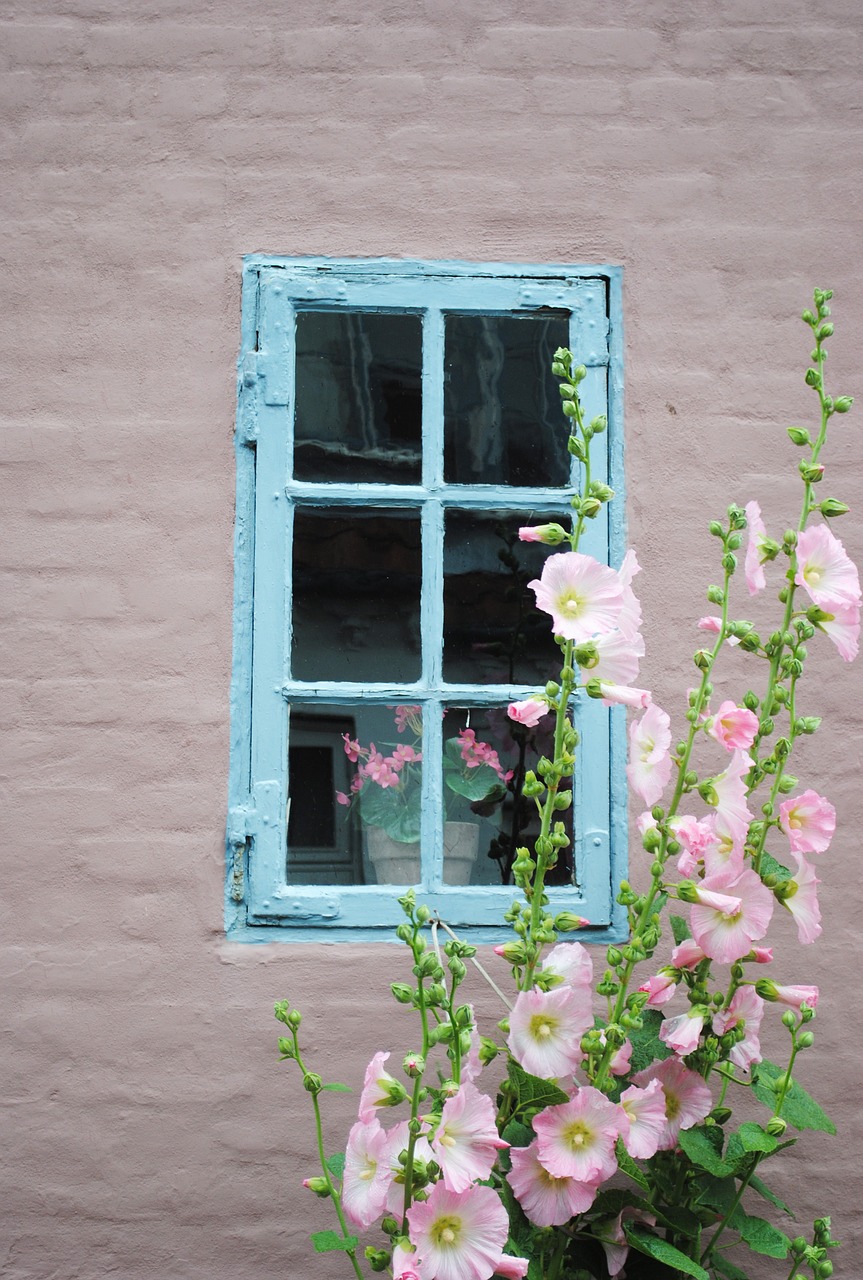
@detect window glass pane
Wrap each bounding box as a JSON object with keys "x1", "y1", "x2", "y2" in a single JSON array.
[
  {"x1": 443, "y1": 313, "x2": 571, "y2": 485},
  {"x1": 292, "y1": 506, "x2": 422, "y2": 682},
  {"x1": 287, "y1": 703, "x2": 426, "y2": 886},
  {"x1": 443, "y1": 706, "x2": 575, "y2": 887},
  {"x1": 294, "y1": 311, "x2": 422, "y2": 483},
  {"x1": 443, "y1": 508, "x2": 564, "y2": 684}
]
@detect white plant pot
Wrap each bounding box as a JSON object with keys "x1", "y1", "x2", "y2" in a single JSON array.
[{"x1": 367, "y1": 821, "x2": 480, "y2": 885}]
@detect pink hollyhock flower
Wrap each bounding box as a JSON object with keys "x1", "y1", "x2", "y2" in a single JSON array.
[
  {"x1": 518, "y1": 523, "x2": 566, "y2": 546},
  {"x1": 430, "y1": 1082, "x2": 508, "y2": 1194},
  {"x1": 342, "y1": 1116, "x2": 393, "y2": 1229},
  {"x1": 795, "y1": 524, "x2": 862, "y2": 609},
  {"x1": 507, "y1": 696, "x2": 550, "y2": 728},
  {"x1": 619, "y1": 1079, "x2": 667, "y2": 1160},
  {"x1": 616, "y1": 548, "x2": 644, "y2": 641},
  {"x1": 384, "y1": 1122, "x2": 433, "y2": 1217},
  {"x1": 627, "y1": 703, "x2": 673, "y2": 807},
  {"x1": 782, "y1": 855, "x2": 822, "y2": 943},
  {"x1": 817, "y1": 599, "x2": 860, "y2": 662},
  {"x1": 670, "y1": 938, "x2": 708, "y2": 969},
  {"x1": 744, "y1": 500, "x2": 770, "y2": 595},
  {"x1": 528, "y1": 551, "x2": 625, "y2": 642},
  {"x1": 750, "y1": 946, "x2": 773, "y2": 963},
  {"x1": 597, "y1": 1205, "x2": 657, "y2": 1278},
  {"x1": 359, "y1": 1050, "x2": 398, "y2": 1123},
  {"x1": 633, "y1": 1057, "x2": 713, "y2": 1150},
  {"x1": 533, "y1": 1088, "x2": 624, "y2": 1182},
  {"x1": 590, "y1": 680, "x2": 652, "y2": 708},
  {"x1": 707, "y1": 700, "x2": 760, "y2": 752},
  {"x1": 507, "y1": 985, "x2": 592, "y2": 1079},
  {"x1": 584, "y1": 627, "x2": 646, "y2": 686},
  {"x1": 541, "y1": 941, "x2": 594, "y2": 992},
  {"x1": 491, "y1": 1257, "x2": 530, "y2": 1280},
  {"x1": 712, "y1": 986, "x2": 764, "y2": 1070},
  {"x1": 697, "y1": 615, "x2": 742, "y2": 646},
  {"x1": 689, "y1": 867, "x2": 774, "y2": 963},
  {"x1": 659, "y1": 1008, "x2": 706, "y2": 1057},
  {"x1": 779, "y1": 789, "x2": 836, "y2": 855},
  {"x1": 392, "y1": 1242, "x2": 423, "y2": 1280},
  {"x1": 670, "y1": 814, "x2": 721, "y2": 877},
  {"x1": 507, "y1": 1140, "x2": 601, "y2": 1226},
  {"x1": 757, "y1": 981, "x2": 820, "y2": 1009},
  {"x1": 706, "y1": 750, "x2": 754, "y2": 847},
  {"x1": 407, "y1": 1182, "x2": 523, "y2": 1280},
  {"x1": 638, "y1": 972, "x2": 678, "y2": 1007}
]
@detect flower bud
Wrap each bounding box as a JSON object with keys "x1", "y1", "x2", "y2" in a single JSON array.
[
  {"x1": 302, "y1": 1072, "x2": 323, "y2": 1095},
  {"x1": 693, "y1": 648, "x2": 712, "y2": 670},
  {"x1": 559, "y1": 382, "x2": 577, "y2": 401},
  {"x1": 721, "y1": 552, "x2": 738, "y2": 573},
  {"x1": 819, "y1": 497, "x2": 849, "y2": 518},
  {"x1": 799, "y1": 460, "x2": 825, "y2": 483},
  {"x1": 805, "y1": 367, "x2": 822, "y2": 387},
  {"x1": 676, "y1": 880, "x2": 699, "y2": 904},
  {"x1": 479, "y1": 1036, "x2": 500, "y2": 1065},
  {"x1": 798, "y1": 1031, "x2": 815, "y2": 1048},
  {"x1": 817, "y1": 321, "x2": 834, "y2": 339},
  {"x1": 766, "y1": 1116, "x2": 787, "y2": 1137},
  {"x1": 572, "y1": 364, "x2": 587, "y2": 383},
  {"x1": 709, "y1": 520, "x2": 724, "y2": 537},
  {"x1": 833, "y1": 395, "x2": 853, "y2": 413},
  {"x1": 555, "y1": 911, "x2": 589, "y2": 932},
  {"x1": 403, "y1": 1053, "x2": 425, "y2": 1077},
  {"x1": 391, "y1": 982, "x2": 416, "y2": 1005},
  {"x1": 278, "y1": 1038, "x2": 296, "y2": 1059},
  {"x1": 590, "y1": 414, "x2": 607, "y2": 433},
  {"x1": 787, "y1": 425, "x2": 811, "y2": 446},
  {"x1": 303, "y1": 1175, "x2": 331, "y2": 1197},
  {"x1": 274, "y1": 1000, "x2": 291, "y2": 1025},
  {"x1": 801, "y1": 308, "x2": 816, "y2": 325},
  {"x1": 567, "y1": 435, "x2": 586, "y2": 459},
  {"x1": 365, "y1": 1247, "x2": 391, "y2": 1272},
  {"x1": 579, "y1": 497, "x2": 603, "y2": 519},
  {"x1": 449, "y1": 957, "x2": 467, "y2": 983}
]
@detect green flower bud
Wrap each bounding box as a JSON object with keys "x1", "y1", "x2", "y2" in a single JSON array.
[
  {"x1": 304, "y1": 1175, "x2": 331, "y2": 1197},
  {"x1": 391, "y1": 982, "x2": 416, "y2": 1005},
  {"x1": 833, "y1": 395, "x2": 853, "y2": 413},
  {"x1": 765, "y1": 1116, "x2": 787, "y2": 1137},
  {"x1": 589, "y1": 414, "x2": 607, "y2": 434},
  {"x1": 798, "y1": 1031, "x2": 815, "y2": 1048},
  {"x1": 721, "y1": 552, "x2": 738, "y2": 573},
  {"x1": 693, "y1": 648, "x2": 712, "y2": 670},
  {"x1": 820, "y1": 497, "x2": 850, "y2": 518},
  {"x1": 274, "y1": 1000, "x2": 291, "y2": 1025},
  {"x1": 801, "y1": 308, "x2": 816, "y2": 325},
  {"x1": 567, "y1": 435, "x2": 586, "y2": 459},
  {"x1": 555, "y1": 911, "x2": 589, "y2": 932},
  {"x1": 277, "y1": 1038, "x2": 296, "y2": 1059},
  {"x1": 579, "y1": 496, "x2": 603, "y2": 519},
  {"x1": 559, "y1": 382, "x2": 577, "y2": 400},
  {"x1": 572, "y1": 364, "x2": 587, "y2": 383},
  {"x1": 303, "y1": 1072, "x2": 323, "y2": 1095},
  {"x1": 787, "y1": 425, "x2": 811, "y2": 446},
  {"x1": 706, "y1": 584, "x2": 724, "y2": 604},
  {"x1": 676, "y1": 880, "x2": 699, "y2": 904},
  {"x1": 817, "y1": 322, "x2": 834, "y2": 339},
  {"x1": 562, "y1": 400, "x2": 578, "y2": 418},
  {"x1": 403, "y1": 1052, "x2": 425, "y2": 1077},
  {"x1": 805, "y1": 367, "x2": 822, "y2": 388},
  {"x1": 709, "y1": 520, "x2": 724, "y2": 537},
  {"x1": 478, "y1": 1036, "x2": 500, "y2": 1065},
  {"x1": 799, "y1": 460, "x2": 825, "y2": 483}
]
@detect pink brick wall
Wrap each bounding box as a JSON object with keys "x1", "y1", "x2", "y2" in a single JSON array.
[{"x1": 2, "y1": 2, "x2": 861, "y2": 1276}]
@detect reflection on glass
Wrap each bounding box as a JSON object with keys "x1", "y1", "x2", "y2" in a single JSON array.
[
  {"x1": 292, "y1": 507, "x2": 422, "y2": 682},
  {"x1": 444, "y1": 706, "x2": 575, "y2": 887},
  {"x1": 443, "y1": 509, "x2": 564, "y2": 684},
  {"x1": 294, "y1": 311, "x2": 422, "y2": 483},
  {"x1": 444, "y1": 313, "x2": 571, "y2": 486},
  {"x1": 287, "y1": 703, "x2": 426, "y2": 885}
]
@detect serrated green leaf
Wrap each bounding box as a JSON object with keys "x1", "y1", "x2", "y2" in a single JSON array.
[
  {"x1": 694, "y1": 1173, "x2": 738, "y2": 1215},
  {"x1": 749, "y1": 1173, "x2": 794, "y2": 1218},
  {"x1": 678, "y1": 1127, "x2": 735, "y2": 1177},
  {"x1": 623, "y1": 1225, "x2": 710, "y2": 1279},
  {"x1": 728, "y1": 1209, "x2": 790, "y2": 1258},
  {"x1": 729, "y1": 1121, "x2": 778, "y2": 1157},
  {"x1": 320, "y1": 1082, "x2": 352, "y2": 1093},
  {"x1": 507, "y1": 1058, "x2": 569, "y2": 1117},
  {"x1": 752, "y1": 1060, "x2": 836, "y2": 1134},
  {"x1": 325, "y1": 1152, "x2": 345, "y2": 1179},
  {"x1": 759, "y1": 851, "x2": 791, "y2": 880},
  {"x1": 670, "y1": 913, "x2": 692, "y2": 945},
  {"x1": 593, "y1": 1188, "x2": 650, "y2": 1219},
  {"x1": 614, "y1": 1138, "x2": 650, "y2": 1190},
  {"x1": 627, "y1": 1008, "x2": 674, "y2": 1075},
  {"x1": 311, "y1": 1230, "x2": 359, "y2": 1254},
  {"x1": 712, "y1": 1253, "x2": 750, "y2": 1280},
  {"x1": 653, "y1": 1204, "x2": 703, "y2": 1240},
  {"x1": 502, "y1": 1119, "x2": 534, "y2": 1149}
]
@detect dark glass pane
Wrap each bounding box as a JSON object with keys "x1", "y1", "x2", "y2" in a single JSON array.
[
  {"x1": 294, "y1": 311, "x2": 422, "y2": 483},
  {"x1": 287, "y1": 703, "x2": 424, "y2": 886},
  {"x1": 443, "y1": 706, "x2": 575, "y2": 887},
  {"x1": 444, "y1": 313, "x2": 571, "y2": 486},
  {"x1": 443, "y1": 509, "x2": 564, "y2": 684},
  {"x1": 292, "y1": 507, "x2": 421, "y2": 682}
]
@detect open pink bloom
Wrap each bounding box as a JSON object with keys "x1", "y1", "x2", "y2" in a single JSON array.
[
  {"x1": 690, "y1": 867, "x2": 774, "y2": 963},
  {"x1": 541, "y1": 941, "x2": 594, "y2": 992},
  {"x1": 620, "y1": 1079, "x2": 667, "y2": 1160},
  {"x1": 707, "y1": 700, "x2": 760, "y2": 752},
  {"x1": 507, "y1": 1140, "x2": 600, "y2": 1226},
  {"x1": 660, "y1": 1008, "x2": 706, "y2": 1057},
  {"x1": 744, "y1": 500, "x2": 770, "y2": 595},
  {"x1": 707, "y1": 750, "x2": 754, "y2": 847},
  {"x1": 627, "y1": 703, "x2": 672, "y2": 806},
  {"x1": 384, "y1": 1122, "x2": 433, "y2": 1216},
  {"x1": 817, "y1": 599, "x2": 860, "y2": 662},
  {"x1": 779, "y1": 790, "x2": 836, "y2": 855},
  {"x1": 359, "y1": 1050, "x2": 398, "y2": 1122},
  {"x1": 528, "y1": 551, "x2": 625, "y2": 642},
  {"x1": 712, "y1": 986, "x2": 764, "y2": 1070},
  {"x1": 342, "y1": 1116, "x2": 393, "y2": 1229},
  {"x1": 584, "y1": 627, "x2": 646, "y2": 686},
  {"x1": 508, "y1": 985, "x2": 592, "y2": 1079},
  {"x1": 592, "y1": 681, "x2": 652, "y2": 708},
  {"x1": 758, "y1": 981, "x2": 820, "y2": 1009},
  {"x1": 407, "y1": 1182, "x2": 522, "y2": 1280},
  {"x1": 507, "y1": 696, "x2": 550, "y2": 728},
  {"x1": 616, "y1": 548, "x2": 644, "y2": 641},
  {"x1": 392, "y1": 1242, "x2": 423, "y2": 1280},
  {"x1": 671, "y1": 814, "x2": 721, "y2": 876},
  {"x1": 638, "y1": 972, "x2": 678, "y2": 1007},
  {"x1": 670, "y1": 938, "x2": 708, "y2": 969},
  {"x1": 633, "y1": 1058, "x2": 713, "y2": 1150},
  {"x1": 394, "y1": 705, "x2": 423, "y2": 734},
  {"x1": 782, "y1": 855, "x2": 822, "y2": 943},
  {"x1": 533, "y1": 1088, "x2": 624, "y2": 1182},
  {"x1": 795, "y1": 524, "x2": 862, "y2": 609},
  {"x1": 431, "y1": 1083, "x2": 508, "y2": 1194},
  {"x1": 597, "y1": 1205, "x2": 657, "y2": 1278},
  {"x1": 491, "y1": 1257, "x2": 530, "y2": 1280}
]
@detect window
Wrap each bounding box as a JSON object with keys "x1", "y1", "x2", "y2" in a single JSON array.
[{"x1": 227, "y1": 258, "x2": 626, "y2": 941}]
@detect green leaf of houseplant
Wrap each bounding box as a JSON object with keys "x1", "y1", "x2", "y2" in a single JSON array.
[
  {"x1": 623, "y1": 1225, "x2": 710, "y2": 1279},
  {"x1": 752, "y1": 1059, "x2": 836, "y2": 1133}
]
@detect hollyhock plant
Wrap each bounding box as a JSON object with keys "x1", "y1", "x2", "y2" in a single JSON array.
[{"x1": 276, "y1": 299, "x2": 855, "y2": 1280}]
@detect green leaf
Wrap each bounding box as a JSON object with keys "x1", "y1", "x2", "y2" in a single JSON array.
[
  {"x1": 623, "y1": 1225, "x2": 710, "y2": 1279},
  {"x1": 670, "y1": 913, "x2": 692, "y2": 945},
  {"x1": 593, "y1": 1188, "x2": 650, "y2": 1219},
  {"x1": 506, "y1": 1058, "x2": 569, "y2": 1117},
  {"x1": 311, "y1": 1230, "x2": 359, "y2": 1254},
  {"x1": 759, "y1": 851, "x2": 791, "y2": 880},
  {"x1": 694, "y1": 1173, "x2": 738, "y2": 1216},
  {"x1": 749, "y1": 1173, "x2": 793, "y2": 1218},
  {"x1": 678, "y1": 1127, "x2": 735, "y2": 1177},
  {"x1": 359, "y1": 785, "x2": 421, "y2": 843},
  {"x1": 653, "y1": 1204, "x2": 703, "y2": 1241},
  {"x1": 627, "y1": 1008, "x2": 674, "y2": 1075},
  {"x1": 712, "y1": 1254, "x2": 750, "y2": 1280},
  {"x1": 325, "y1": 1152, "x2": 345, "y2": 1179},
  {"x1": 725, "y1": 1122, "x2": 777, "y2": 1164},
  {"x1": 752, "y1": 1059, "x2": 836, "y2": 1134},
  {"x1": 614, "y1": 1138, "x2": 650, "y2": 1191},
  {"x1": 501, "y1": 1119, "x2": 534, "y2": 1150},
  {"x1": 728, "y1": 1208, "x2": 791, "y2": 1259},
  {"x1": 320, "y1": 1082, "x2": 352, "y2": 1093}
]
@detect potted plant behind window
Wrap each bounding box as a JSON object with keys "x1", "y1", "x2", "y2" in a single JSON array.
[{"x1": 336, "y1": 706, "x2": 511, "y2": 884}]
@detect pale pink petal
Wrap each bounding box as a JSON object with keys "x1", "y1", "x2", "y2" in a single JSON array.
[
  {"x1": 633, "y1": 1058, "x2": 713, "y2": 1150},
  {"x1": 541, "y1": 942, "x2": 594, "y2": 991},
  {"x1": 795, "y1": 524, "x2": 861, "y2": 609},
  {"x1": 707, "y1": 700, "x2": 760, "y2": 752},
  {"x1": 744, "y1": 500, "x2": 768, "y2": 595},
  {"x1": 757, "y1": 981, "x2": 819, "y2": 1009},
  {"x1": 407, "y1": 1182, "x2": 510, "y2": 1280},
  {"x1": 779, "y1": 789, "x2": 836, "y2": 855},
  {"x1": 431, "y1": 1083, "x2": 508, "y2": 1194},
  {"x1": 627, "y1": 703, "x2": 673, "y2": 806},
  {"x1": 817, "y1": 600, "x2": 860, "y2": 662},
  {"x1": 712, "y1": 986, "x2": 764, "y2": 1070},
  {"x1": 585, "y1": 627, "x2": 645, "y2": 685},
  {"x1": 638, "y1": 973, "x2": 678, "y2": 1007},
  {"x1": 670, "y1": 939, "x2": 708, "y2": 969},
  {"x1": 507, "y1": 985, "x2": 592, "y2": 1079},
  {"x1": 591, "y1": 680, "x2": 652, "y2": 708},
  {"x1": 507, "y1": 1141, "x2": 600, "y2": 1226},
  {"x1": 782, "y1": 855, "x2": 822, "y2": 943},
  {"x1": 620, "y1": 1079, "x2": 667, "y2": 1160},
  {"x1": 690, "y1": 867, "x2": 774, "y2": 964},
  {"x1": 659, "y1": 1009, "x2": 705, "y2": 1057},
  {"x1": 359, "y1": 1050, "x2": 396, "y2": 1123},
  {"x1": 528, "y1": 552, "x2": 625, "y2": 642},
  {"x1": 342, "y1": 1117, "x2": 393, "y2": 1229},
  {"x1": 533, "y1": 1089, "x2": 625, "y2": 1182},
  {"x1": 507, "y1": 696, "x2": 550, "y2": 728}
]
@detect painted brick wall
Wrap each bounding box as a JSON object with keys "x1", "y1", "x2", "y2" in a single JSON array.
[{"x1": 2, "y1": 2, "x2": 861, "y2": 1276}]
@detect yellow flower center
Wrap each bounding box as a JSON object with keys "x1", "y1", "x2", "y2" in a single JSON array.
[
  {"x1": 562, "y1": 1120, "x2": 592, "y2": 1150},
  {"x1": 529, "y1": 1013, "x2": 558, "y2": 1041},
  {"x1": 430, "y1": 1215, "x2": 462, "y2": 1249},
  {"x1": 557, "y1": 589, "x2": 584, "y2": 617}
]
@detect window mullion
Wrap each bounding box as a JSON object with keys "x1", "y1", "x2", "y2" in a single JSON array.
[{"x1": 421, "y1": 306, "x2": 445, "y2": 885}]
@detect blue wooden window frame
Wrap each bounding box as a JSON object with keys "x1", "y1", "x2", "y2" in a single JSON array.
[{"x1": 227, "y1": 258, "x2": 627, "y2": 942}]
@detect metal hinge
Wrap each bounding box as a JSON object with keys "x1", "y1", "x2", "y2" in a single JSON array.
[
  {"x1": 227, "y1": 803, "x2": 254, "y2": 902},
  {"x1": 236, "y1": 353, "x2": 260, "y2": 445}
]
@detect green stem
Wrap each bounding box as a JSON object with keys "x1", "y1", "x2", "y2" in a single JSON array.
[{"x1": 401, "y1": 963, "x2": 432, "y2": 1229}]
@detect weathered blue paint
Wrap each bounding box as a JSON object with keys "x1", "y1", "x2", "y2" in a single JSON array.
[{"x1": 227, "y1": 258, "x2": 627, "y2": 943}]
